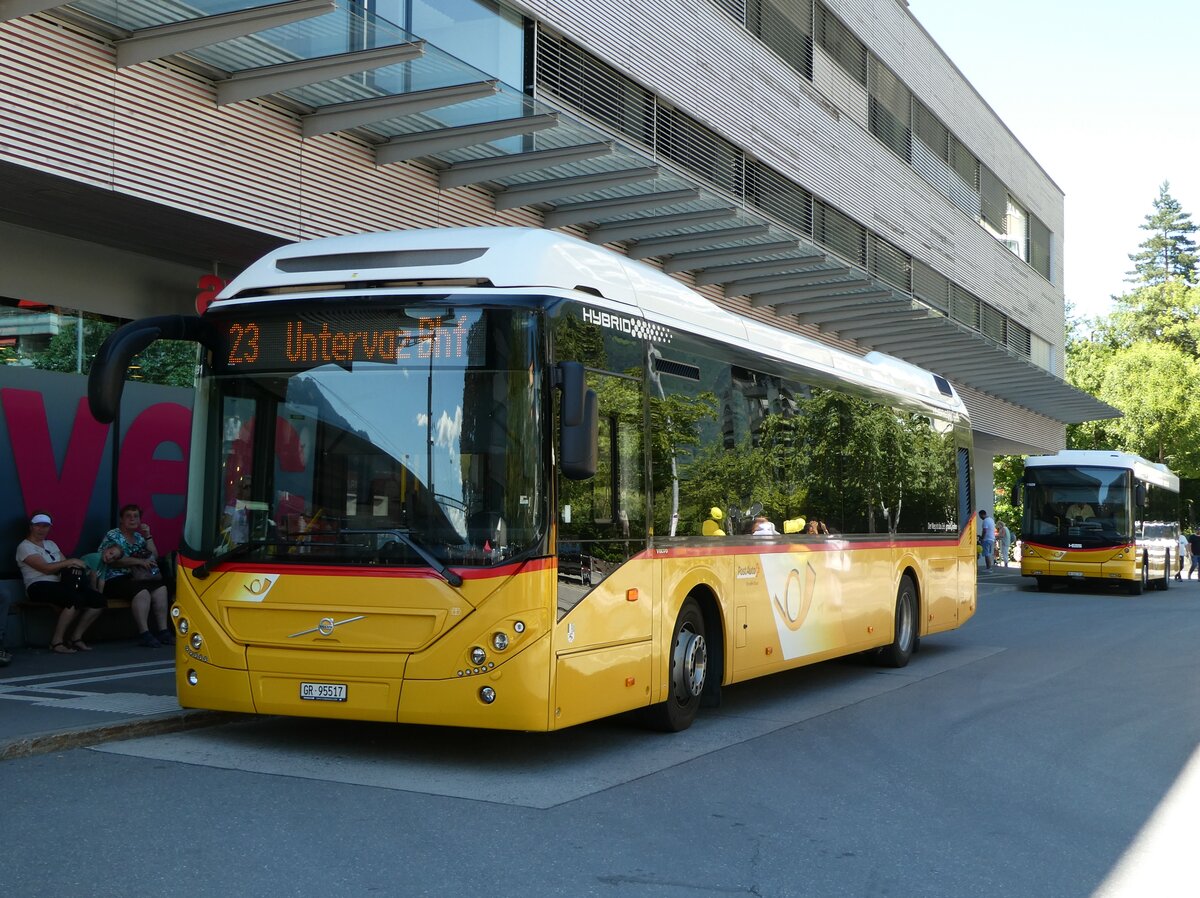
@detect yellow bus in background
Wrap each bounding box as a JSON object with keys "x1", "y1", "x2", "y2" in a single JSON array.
[
  {"x1": 89, "y1": 228, "x2": 977, "y2": 732},
  {"x1": 1016, "y1": 450, "x2": 1180, "y2": 595}
]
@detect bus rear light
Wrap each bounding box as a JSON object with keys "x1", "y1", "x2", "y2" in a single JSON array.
[{"x1": 479, "y1": 686, "x2": 496, "y2": 704}]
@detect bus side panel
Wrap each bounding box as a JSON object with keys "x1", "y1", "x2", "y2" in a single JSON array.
[
  {"x1": 554, "y1": 642, "x2": 653, "y2": 729},
  {"x1": 550, "y1": 557, "x2": 656, "y2": 728}
]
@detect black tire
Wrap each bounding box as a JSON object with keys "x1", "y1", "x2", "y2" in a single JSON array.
[
  {"x1": 1127, "y1": 556, "x2": 1147, "y2": 595},
  {"x1": 1036, "y1": 576, "x2": 1053, "y2": 593},
  {"x1": 878, "y1": 574, "x2": 917, "y2": 668},
  {"x1": 647, "y1": 598, "x2": 707, "y2": 732},
  {"x1": 1159, "y1": 552, "x2": 1171, "y2": 591}
]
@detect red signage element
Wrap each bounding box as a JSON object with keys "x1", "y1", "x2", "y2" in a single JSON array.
[
  {"x1": 117, "y1": 401, "x2": 191, "y2": 554},
  {"x1": 3, "y1": 390, "x2": 108, "y2": 553},
  {"x1": 196, "y1": 275, "x2": 229, "y2": 315},
  {"x1": 2, "y1": 388, "x2": 192, "y2": 555}
]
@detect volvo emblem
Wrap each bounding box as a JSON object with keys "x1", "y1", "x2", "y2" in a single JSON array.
[{"x1": 289, "y1": 615, "x2": 366, "y2": 639}]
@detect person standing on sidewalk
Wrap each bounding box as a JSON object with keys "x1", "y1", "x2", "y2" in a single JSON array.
[
  {"x1": 15, "y1": 512, "x2": 106, "y2": 653},
  {"x1": 996, "y1": 519, "x2": 1011, "y2": 567},
  {"x1": 1188, "y1": 528, "x2": 1200, "y2": 579},
  {"x1": 978, "y1": 510, "x2": 997, "y2": 573},
  {"x1": 1177, "y1": 529, "x2": 1188, "y2": 580}
]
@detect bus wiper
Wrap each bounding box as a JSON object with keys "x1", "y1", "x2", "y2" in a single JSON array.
[
  {"x1": 342, "y1": 528, "x2": 463, "y2": 588},
  {"x1": 192, "y1": 539, "x2": 280, "y2": 580}
]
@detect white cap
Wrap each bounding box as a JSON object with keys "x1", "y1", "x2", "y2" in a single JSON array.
[{"x1": 30, "y1": 513, "x2": 52, "y2": 525}]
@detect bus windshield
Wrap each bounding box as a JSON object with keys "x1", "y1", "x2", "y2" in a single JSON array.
[
  {"x1": 187, "y1": 304, "x2": 545, "y2": 568},
  {"x1": 1021, "y1": 465, "x2": 1130, "y2": 547}
]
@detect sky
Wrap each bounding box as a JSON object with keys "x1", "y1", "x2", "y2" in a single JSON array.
[{"x1": 908, "y1": 0, "x2": 1200, "y2": 321}]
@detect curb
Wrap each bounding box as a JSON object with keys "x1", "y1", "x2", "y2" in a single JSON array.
[{"x1": 0, "y1": 709, "x2": 241, "y2": 762}]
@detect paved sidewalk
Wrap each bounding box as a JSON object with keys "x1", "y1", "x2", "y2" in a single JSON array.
[{"x1": 0, "y1": 639, "x2": 229, "y2": 760}]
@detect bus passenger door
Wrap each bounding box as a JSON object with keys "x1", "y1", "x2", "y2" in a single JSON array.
[
  {"x1": 556, "y1": 368, "x2": 648, "y2": 639},
  {"x1": 554, "y1": 368, "x2": 652, "y2": 726}
]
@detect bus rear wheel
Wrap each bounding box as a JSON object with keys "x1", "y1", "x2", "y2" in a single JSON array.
[
  {"x1": 878, "y1": 575, "x2": 916, "y2": 668},
  {"x1": 648, "y1": 598, "x2": 707, "y2": 732}
]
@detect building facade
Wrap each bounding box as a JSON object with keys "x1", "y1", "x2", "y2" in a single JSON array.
[{"x1": 0, "y1": 0, "x2": 1116, "y2": 545}]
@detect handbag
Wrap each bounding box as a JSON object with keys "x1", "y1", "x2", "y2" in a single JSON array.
[{"x1": 60, "y1": 566, "x2": 86, "y2": 590}]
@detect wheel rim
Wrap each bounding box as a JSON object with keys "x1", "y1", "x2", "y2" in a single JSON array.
[
  {"x1": 671, "y1": 623, "x2": 707, "y2": 703},
  {"x1": 897, "y1": 589, "x2": 914, "y2": 650}
]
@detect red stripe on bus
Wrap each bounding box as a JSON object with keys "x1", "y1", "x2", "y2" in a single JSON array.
[
  {"x1": 633, "y1": 537, "x2": 963, "y2": 560},
  {"x1": 176, "y1": 555, "x2": 555, "y2": 580}
]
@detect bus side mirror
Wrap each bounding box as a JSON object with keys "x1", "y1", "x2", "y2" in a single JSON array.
[
  {"x1": 88, "y1": 315, "x2": 216, "y2": 422},
  {"x1": 556, "y1": 361, "x2": 598, "y2": 480},
  {"x1": 1135, "y1": 483, "x2": 1147, "y2": 509}
]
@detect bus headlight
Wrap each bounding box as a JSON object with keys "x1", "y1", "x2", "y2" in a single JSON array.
[
  {"x1": 479, "y1": 686, "x2": 496, "y2": 704},
  {"x1": 186, "y1": 669, "x2": 199, "y2": 686},
  {"x1": 492, "y1": 632, "x2": 509, "y2": 651},
  {"x1": 513, "y1": 620, "x2": 526, "y2": 634},
  {"x1": 178, "y1": 618, "x2": 189, "y2": 635},
  {"x1": 190, "y1": 633, "x2": 203, "y2": 650},
  {"x1": 470, "y1": 646, "x2": 487, "y2": 666}
]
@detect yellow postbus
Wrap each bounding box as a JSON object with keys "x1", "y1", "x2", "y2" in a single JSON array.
[
  {"x1": 1016, "y1": 450, "x2": 1180, "y2": 595},
  {"x1": 89, "y1": 227, "x2": 977, "y2": 732}
]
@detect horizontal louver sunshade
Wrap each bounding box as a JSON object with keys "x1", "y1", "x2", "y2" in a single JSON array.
[
  {"x1": 535, "y1": 29, "x2": 654, "y2": 149},
  {"x1": 815, "y1": 2, "x2": 866, "y2": 86},
  {"x1": 747, "y1": 0, "x2": 814, "y2": 80}
]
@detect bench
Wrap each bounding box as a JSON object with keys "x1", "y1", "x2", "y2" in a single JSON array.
[{"x1": 8, "y1": 553, "x2": 175, "y2": 647}]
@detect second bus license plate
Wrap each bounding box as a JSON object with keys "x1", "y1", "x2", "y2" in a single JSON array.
[{"x1": 300, "y1": 682, "x2": 347, "y2": 702}]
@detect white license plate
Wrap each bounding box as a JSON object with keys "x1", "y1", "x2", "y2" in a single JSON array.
[{"x1": 300, "y1": 682, "x2": 347, "y2": 702}]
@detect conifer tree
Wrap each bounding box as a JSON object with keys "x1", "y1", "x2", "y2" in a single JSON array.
[{"x1": 1126, "y1": 181, "x2": 1197, "y2": 285}]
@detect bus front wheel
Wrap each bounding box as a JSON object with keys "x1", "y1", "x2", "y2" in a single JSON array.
[
  {"x1": 878, "y1": 575, "x2": 916, "y2": 668},
  {"x1": 648, "y1": 598, "x2": 707, "y2": 732},
  {"x1": 1127, "y1": 556, "x2": 1147, "y2": 595}
]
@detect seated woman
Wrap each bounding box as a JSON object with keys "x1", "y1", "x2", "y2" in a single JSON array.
[
  {"x1": 15, "y1": 512, "x2": 106, "y2": 653},
  {"x1": 99, "y1": 503, "x2": 173, "y2": 648}
]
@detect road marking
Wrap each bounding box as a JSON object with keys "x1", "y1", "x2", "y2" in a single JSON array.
[
  {"x1": 0, "y1": 661, "x2": 177, "y2": 716},
  {"x1": 0, "y1": 661, "x2": 174, "y2": 684},
  {"x1": 93, "y1": 643, "x2": 1003, "y2": 807}
]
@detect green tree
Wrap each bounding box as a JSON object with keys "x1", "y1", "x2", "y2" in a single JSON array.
[
  {"x1": 1087, "y1": 342, "x2": 1200, "y2": 476},
  {"x1": 33, "y1": 318, "x2": 196, "y2": 387},
  {"x1": 1094, "y1": 280, "x2": 1200, "y2": 357},
  {"x1": 1126, "y1": 181, "x2": 1197, "y2": 285}
]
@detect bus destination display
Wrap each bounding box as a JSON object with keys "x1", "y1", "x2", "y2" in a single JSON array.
[{"x1": 213, "y1": 308, "x2": 477, "y2": 372}]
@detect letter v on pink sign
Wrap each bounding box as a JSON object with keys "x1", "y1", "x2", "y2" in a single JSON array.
[{"x1": 2, "y1": 389, "x2": 109, "y2": 553}]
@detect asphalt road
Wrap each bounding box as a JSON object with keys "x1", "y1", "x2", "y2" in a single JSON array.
[{"x1": 4, "y1": 570, "x2": 1198, "y2": 898}]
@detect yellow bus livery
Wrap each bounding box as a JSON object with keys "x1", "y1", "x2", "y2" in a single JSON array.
[{"x1": 89, "y1": 227, "x2": 977, "y2": 732}]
